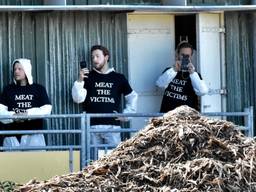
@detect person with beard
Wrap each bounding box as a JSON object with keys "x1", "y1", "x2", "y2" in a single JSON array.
[
  {"x1": 0, "y1": 58, "x2": 52, "y2": 147},
  {"x1": 156, "y1": 41, "x2": 208, "y2": 112},
  {"x1": 72, "y1": 45, "x2": 137, "y2": 152}
]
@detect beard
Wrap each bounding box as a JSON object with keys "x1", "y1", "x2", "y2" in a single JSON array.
[
  {"x1": 94, "y1": 63, "x2": 104, "y2": 71},
  {"x1": 93, "y1": 59, "x2": 107, "y2": 71}
]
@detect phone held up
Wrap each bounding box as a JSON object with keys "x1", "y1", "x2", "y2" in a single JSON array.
[
  {"x1": 181, "y1": 54, "x2": 190, "y2": 72},
  {"x1": 80, "y1": 61, "x2": 87, "y2": 69}
]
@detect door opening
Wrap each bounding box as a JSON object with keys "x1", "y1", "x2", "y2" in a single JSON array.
[
  {"x1": 175, "y1": 15, "x2": 196, "y2": 48},
  {"x1": 175, "y1": 15, "x2": 197, "y2": 68}
]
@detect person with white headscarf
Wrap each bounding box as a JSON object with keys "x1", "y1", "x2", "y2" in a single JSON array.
[{"x1": 0, "y1": 58, "x2": 52, "y2": 148}]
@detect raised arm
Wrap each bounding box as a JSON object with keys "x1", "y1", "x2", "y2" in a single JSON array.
[
  {"x1": 190, "y1": 72, "x2": 209, "y2": 96},
  {"x1": 156, "y1": 67, "x2": 177, "y2": 89}
]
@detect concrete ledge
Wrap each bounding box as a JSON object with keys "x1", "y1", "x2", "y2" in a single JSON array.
[{"x1": 0, "y1": 151, "x2": 80, "y2": 184}]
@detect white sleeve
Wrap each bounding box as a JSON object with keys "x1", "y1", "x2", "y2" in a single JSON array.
[
  {"x1": 72, "y1": 81, "x2": 87, "y2": 104},
  {"x1": 156, "y1": 68, "x2": 177, "y2": 89},
  {"x1": 26, "y1": 104, "x2": 52, "y2": 115},
  {"x1": 123, "y1": 91, "x2": 138, "y2": 113},
  {"x1": 190, "y1": 72, "x2": 209, "y2": 96},
  {"x1": 0, "y1": 104, "x2": 15, "y2": 124}
]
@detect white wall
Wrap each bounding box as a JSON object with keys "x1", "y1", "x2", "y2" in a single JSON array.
[
  {"x1": 127, "y1": 14, "x2": 175, "y2": 129},
  {"x1": 197, "y1": 13, "x2": 224, "y2": 113}
]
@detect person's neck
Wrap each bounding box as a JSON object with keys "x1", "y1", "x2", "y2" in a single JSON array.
[
  {"x1": 17, "y1": 80, "x2": 28, "y2": 86},
  {"x1": 98, "y1": 63, "x2": 109, "y2": 74}
]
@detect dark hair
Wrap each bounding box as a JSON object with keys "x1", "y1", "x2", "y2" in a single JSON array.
[
  {"x1": 176, "y1": 41, "x2": 193, "y2": 55},
  {"x1": 91, "y1": 45, "x2": 110, "y2": 60},
  {"x1": 12, "y1": 61, "x2": 21, "y2": 74}
]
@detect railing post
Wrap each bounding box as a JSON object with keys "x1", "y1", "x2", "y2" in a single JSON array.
[
  {"x1": 80, "y1": 112, "x2": 86, "y2": 169},
  {"x1": 244, "y1": 106, "x2": 254, "y2": 137},
  {"x1": 86, "y1": 114, "x2": 91, "y2": 166},
  {"x1": 69, "y1": 147, "x2": 73, "y2": 173},
  {"x1": 250, "y1": 106, "x2": 254, "y2": 137}
]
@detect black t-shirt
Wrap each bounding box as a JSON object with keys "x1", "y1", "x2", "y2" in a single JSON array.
[
  {"x1": 83, "y1": 70, "x2": 133, "y2": 125},
  {"x1": 160, "y1": 71, "x2": 202, "y2": 113},
  {"x1": 0, "y1": 83, "x2": 51, "y2": 134}
]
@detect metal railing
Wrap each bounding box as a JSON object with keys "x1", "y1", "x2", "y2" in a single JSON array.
[
  {"x1": 0, "y1": 106, "x2": 254, "y2": 170},
  {"x1": 0, "y1": 114, "x2": 84, "y2": 172},
  {"x1": 1, "y1": 5, "x2": 256, "y2": 12}
]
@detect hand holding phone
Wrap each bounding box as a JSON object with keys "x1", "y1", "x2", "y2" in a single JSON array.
[
  {"x1": 181, "y1": 54, "x2": 190, "y2": 72},
  {"x1": 78, "y1": 61, "x2": 89, "y2": 81},
  {"x1": 80, "y1": 61, "x2": 87, "y2": 69}
]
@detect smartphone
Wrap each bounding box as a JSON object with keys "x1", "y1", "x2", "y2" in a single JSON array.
[
  {"x1": 80, "y1": 61, "x2": 87, "y2": 69},
  {"x1": 181, "y1": 54, "x2": 189, "y2": 72}
]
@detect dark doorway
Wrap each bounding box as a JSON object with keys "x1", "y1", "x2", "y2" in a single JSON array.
[{"x1": 175, "y1": 14, "x2": 196, "y2": 49}]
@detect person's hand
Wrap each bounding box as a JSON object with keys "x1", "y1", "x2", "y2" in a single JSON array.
[
  {"x1": 173, "y1": 60, "x2": 181, "y2": 72},
  {"x1": 113, "y1": 111, "x2": 129, "y2": 122},
  {"x1": 14, "y1": 112, "x2": 27, "y2": 122},
  {"x1": 78, "y1": 68, "x2": 89, "y2": 82},
  {"x1": 187, "y1": 62, "x2": 195, "y2": 74}
]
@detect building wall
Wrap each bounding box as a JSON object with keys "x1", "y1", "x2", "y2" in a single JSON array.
[
  {"x1": 68, "y1": 0, "x2": 251, "y2": 5},
  {"x1": 0, "y1": 0, "x2": 43, "y2": 5},
  {"x1": 68, "y1": 0, "x2": 160, "y2": 4},
  {"x1": 225, "y1": 12, "x2": 255, "y2": 127},
  {"x1": 0, "y1": 11, "x2": 128, "y2": 145},
  {"x1": 0, "y1": 1, "x2": 255, "y2": 140},
  {"x1": 0, "y1": 0, "x2": 251, "y2": 5},
  {"x1": 0, "y1": 0, "x2": 160, "y2": 5},
  {"x1": 188, "y1": 0, "x2": 251, "y2": 5}
]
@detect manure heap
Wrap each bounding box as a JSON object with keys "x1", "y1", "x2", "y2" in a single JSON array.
[{"x1": 17, "y1": 106, "x2": 256, "y2": 192}]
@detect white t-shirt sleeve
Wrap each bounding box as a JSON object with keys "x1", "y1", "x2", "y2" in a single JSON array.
[
  {"x1": 0, "y1": 104, "x2": 15, "y2": 124},
  {"x1": 72, "y1": 81, "x2": 87, "y2": 103},
  {"x1": 26, "y1": 104, "x2": 52, "y2": 115},
  {"x1": 123, "y1": 91, "x2": 138, "y2": 113},
  {"x1": 190, "y1": 72, "x2": 209, "y2": 96},
  {"x1": 156, "y1": 68, "x2": 177, "y2": 89}
]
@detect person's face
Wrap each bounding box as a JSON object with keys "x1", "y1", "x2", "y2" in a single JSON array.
[
  {"x1": 91, "y1": 49, "x2": 109, "y2": 71},
  {"x1": 178, "y1": 47, "x2": 193, "y2": 60},
  {"x1": 13, "y1": 63, "x2": 27, "y2": 82}
]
